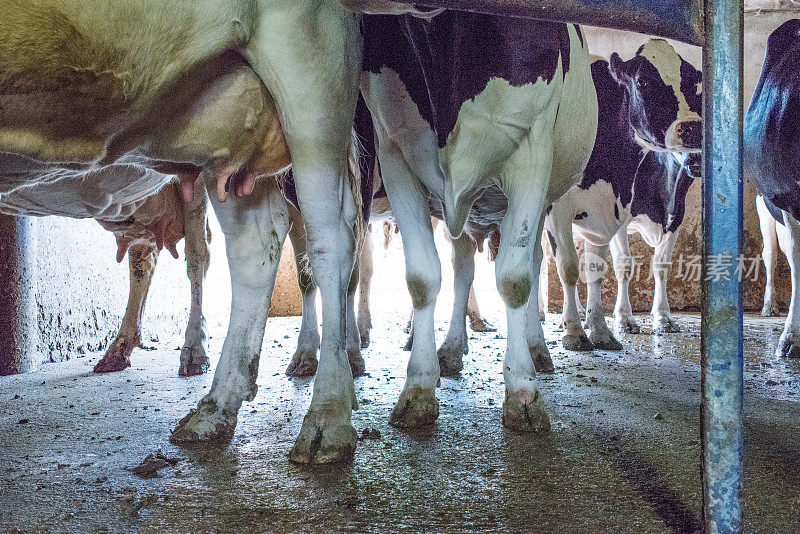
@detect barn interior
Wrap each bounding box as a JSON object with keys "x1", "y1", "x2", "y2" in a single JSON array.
[{"x1": 1, "y1": 3, "x2": 800, "y2": 533}]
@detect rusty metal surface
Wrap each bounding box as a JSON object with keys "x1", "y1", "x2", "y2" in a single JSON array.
[
  {"x1": 700, "y1": 0, "x2": 745, "y2": 531},
  {"x1": 381, "y1": 0, "x2": 705, "y2": 44}
]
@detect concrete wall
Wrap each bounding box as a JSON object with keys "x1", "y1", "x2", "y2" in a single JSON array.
[{"x1": 545, "y1": 8, "x2": 800, "y2": 313}]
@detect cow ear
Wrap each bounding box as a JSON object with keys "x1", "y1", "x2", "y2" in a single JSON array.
[{"x1": 608, "y1": 52, "x2": 629, "y2": 84}]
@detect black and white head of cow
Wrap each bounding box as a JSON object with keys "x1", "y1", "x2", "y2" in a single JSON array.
[{"x1": 609, "y1": 39, "x2": 703, "y2": 157}]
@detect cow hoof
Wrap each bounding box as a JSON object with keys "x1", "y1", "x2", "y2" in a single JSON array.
[
  {"x1": 170, "y1": 397, "x2": 236, "y2": 444},
  {"x1": 437, "y1": 341, "x2": 465, "y2": 377},
  {"x1": 502, "y1": 389, "x2": 551, "y2": 433},
  {"x1": 778, "y1": 333, "x2": 800, "y2": 359},
  {"x1": 761, "y1": 302, "x2": 779, "y2": 317},
  {"x1": 348, "y1": 348, "x2": 366, "y2": 378},
  {"x1": 469, "y1": 317, "x2": 497, "y2": 333},
  {"x1": 389, "y1": 386, "x2": 439, "y2": 428},
  {"x1": 653, "y1": 318, "x2": 681, "y2": 334},
  {"x1": 402, "y1": 334, "x2": 413, "y2": 352},
  {"x1": 562, "y1": 333, "x2": 593, "y2": 352},
  {"x1": 530, "y1": 344, "x2": 555, "y2": 374},
  {"x1": 178, "y1": 343, "x2": 210, "y2": 377},
  {"x1": 615, "y1": 317, "x2": 641, "y2": 334},
  {"x1": 359, "y1": 330, "x2": 371, "y2": 349},
  {"x1": 286, "y1": 348, "x2": 318, "y2": 378},
  {"x1": 589, "y1": 330, "x2": 623, "y2": 351},
  {"x1": 288, "y1": 408, "x2": 357, "y2": 464},
  {"x1": 94, "y1": 337, "x2": 136, "y2": 373}
]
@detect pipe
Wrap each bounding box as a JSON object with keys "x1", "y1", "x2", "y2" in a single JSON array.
[
  {"x1": 700, "y1": 0, "x2": 744, "y2": 531},
  {"x1": 380, "y1": 0, "x2": 704, "y2": 44},
  {"x1": 0, "y1": 215, "x2": 38, "y2": 375}
]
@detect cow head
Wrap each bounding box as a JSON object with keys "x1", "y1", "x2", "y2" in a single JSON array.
[{"x1": 609, "y1": 39, "x2": 702, "y2": 154}]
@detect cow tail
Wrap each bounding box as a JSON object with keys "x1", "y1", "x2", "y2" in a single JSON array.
[{"x1": 348, "y1": 129, "x2": 367, "y2": 261}]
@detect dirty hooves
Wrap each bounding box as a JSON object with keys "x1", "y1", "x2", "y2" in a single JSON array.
[
  {"x1": 778, "y1": 333, "x2": 800, "y2": 359},
  {"x1": 288, "y1": 408, "x2": 358, "y2": 464},
  {"x1": 502, "y1": 389, "x2": 551, "y2": 433},
  {"x1": 93, "y1": 355, "x2": 132, "y2": 373},
  {"x1": 615, "y1": 317, "x2": 641, "y2": 334},
  {"x1": 286, "y1": 348, "x2": 319, "y2": 378},
  {"x1": 178, "y1": 343, "x2": 210, "y2": 377},
  {"x1": 588, "y1": 330, "x2": 623, "y2": 351},
  {"x1": 652, "y1": 318, "x2": 681, "y2": 334},
  {"x1": 170, "y1": 398, "x2": 237, "y2": 444},
  {"x1": 348, "y1": 348, "x2": 366, "y2": 378},
  {"x1": 529, "y1": 344, "x2": 555, "y2": 374},
  {"x1": 389, "y1": 386, "x2": 439, "y2": 428},
  {"x1": 562, "y1": 333, "x2": 594, "y2": 352},
  {"x1": 437, "y1": 342, "x2": 465, "y2": 377}
]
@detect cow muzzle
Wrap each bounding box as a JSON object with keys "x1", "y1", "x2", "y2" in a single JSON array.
[{"x1": 665, "y1": 115, "x2": 702, "y2": 152}]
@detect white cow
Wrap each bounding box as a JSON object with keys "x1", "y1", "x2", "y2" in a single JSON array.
[
  {"x1": 0, "y1": 0, "x2": 364, "y2": 464},
  {"x1": 359, "y1": 11, "x2": 597, "y2": 431}
]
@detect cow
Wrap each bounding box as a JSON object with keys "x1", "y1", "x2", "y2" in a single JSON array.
[
  {"x1": 545, "y1": 40, "x2": 702, "y2": 351},
  {"x1": 0, "y1": 179, "x2": 211, "y2": 376},
  {"x1": 744, "y1": 18, "x2": 800, "y2": 359},
  {"x1": 0, "y1": 0, "x2": 365, "y2": 464},
  {"x1": 359, "y1": 10, "x2": 598, "y2": 432}
]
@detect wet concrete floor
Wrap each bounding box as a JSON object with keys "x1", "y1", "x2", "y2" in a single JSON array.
[
  {"x1": 3, "y1": 233, "x2": 800, "y2": 533},
  {"x1": 2, "y1": 308, "x2": 800, "y2": 533}
]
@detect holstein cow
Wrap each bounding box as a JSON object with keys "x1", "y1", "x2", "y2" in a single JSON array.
[
  {"x1": 360, "y1": 11, "x2": 597, "y2": 431},
  {"x1": 0, "y1": 179, "x2": 211, "y2": 376},
  {"x1": 745, "y1": 19, "x2": 800, "y2": 358},
  {"x1": 545, "y1": 40, "x2": 702, "y2": 351},
  {"x1": 0, "y1": 0, "x2": 366, "y2": 464}
]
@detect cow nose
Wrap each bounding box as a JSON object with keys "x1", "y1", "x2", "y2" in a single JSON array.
[{"x1": 675, "y1": 120, "x2": 702, "y2": 149}]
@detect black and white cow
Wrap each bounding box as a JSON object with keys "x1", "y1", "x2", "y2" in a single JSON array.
[
  {"x1": 545, "y1": 40, "x2": 702, "y2": 351},
  {"x1": 0, "y1": 0, "x2": 367, "y2": 464},
  {"x1": 360, "y1": 10, "x2": 598, "y2": 432},
  {"x1": 745, "y1": 19, "x2": 800, "y2": 358}
]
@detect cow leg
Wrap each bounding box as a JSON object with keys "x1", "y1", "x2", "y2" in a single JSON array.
[
  {"x1": 651, "y1": 232, "x2": 681, "y2": 333},
  {"x1": 545, "y1": 211, "x2": 593, "y2": 351},
  {"x1": 247, "y1": 4, "x2": 361, "y2": 464},
  {"x1": 496, "y1": 169, "x2": 551, "y2": 433},
  {"x1": 179, "y1": 183, "x2": 211, "y2": 377},
  {"x1": 437, "y1": 233, "x2": 476, "y2": 377},
  {"x1": 286, "y1": 205, "x2": 320, "y2": 378},
  {"x1": 468, "y1": 286, "x2": 496, "y2": 332},
  {"x1": 381, "y1": 148, "x2": 441, "y2": 429},
  {"x1": 94, "y1": 246, "x2": 158, "y2": 373},
  {"x1": 610, "y1": 226, "x2": 640, "y2": 333},
  {"x1": 357, "y1": 225, "x2": 374, "y2": 348},
  {"x1": 526, "y1": 229, "x2": 555, "y2": 374},
  {"x1": 778, "y1": 211, "x2": 800, "y2": 358},
  {"x1": 171, "y1": 177, "x2": 289, "y2": 444},
  {"x1": 758, "y1": 195, "x2": 780, "y2": 317},
  {"x1": 584, "y1": 243, "x2": 623, "y2": 350},
  {"x1": 345, "y1": 249, "x2": 366, "y2": 377}
]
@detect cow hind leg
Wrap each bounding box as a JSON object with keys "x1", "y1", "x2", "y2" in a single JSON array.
[
  {"x1": 381, "y1": 147, "x2": 441, "y2": 429},
  {"x1": 94, "y1": 246, "x2": 158, "y2": 373},
  {"x1": 545, "y1": 209, "x2": 593, "y2": 351},
  {"x1": 651, "y1": 232, "x2": 680, "y2": 333},
  {"x1": 346, "y1": 253, "x2": 366, "y2": 377},
  {"x1": 179, "y1": 183, "x2": 211, "y2": 376},
  {"x1": 778, "y1": 211, "x2": 800, "y2": 359},
  {"x1": 583, "y1": 243, "x2": 622, "y2": 350},
  {"x1": 496, "y1": 171, "x2": 551, "y2": 434},
  {"x1": 757, "y1": 195, "x2": 780, "y2": 316},
  {"x1": 357, "y1": 225, "x2": 374, "y2": 348},
  {"x1": 468, "y1": 285, "x2": 496, "y2": 332},
  {"x1": 437, "y1": 233, "x2": 476, "y2": 377},
  {"x1": 171, "y1": 177, "x2": 289, "y2": 444},
  {"x1": 526, "y1": 233, "x2": 555, "y2": 373},
  {"x1": 610, "y1": 226, "x2": 640, "y2": 334},
  {"x1": 285, "y1": 206, "x2": 321, "y2": 378}
]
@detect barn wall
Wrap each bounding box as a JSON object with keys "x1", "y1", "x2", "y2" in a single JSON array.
[{"x1": 546, "y1": 9, "x2": 800, "y2": 314}]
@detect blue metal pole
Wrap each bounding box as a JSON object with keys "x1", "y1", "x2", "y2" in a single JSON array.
[{"x1": 701, "y1": 0, "x2": 744, "y2": 532}]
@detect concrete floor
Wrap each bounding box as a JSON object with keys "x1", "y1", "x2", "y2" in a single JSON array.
[
  {"x1": 2, "y1": 308, "x2": 799, "y2": 533},
  {"x1": 3, "y1": 232, "x2": 800, "y2": 533}
]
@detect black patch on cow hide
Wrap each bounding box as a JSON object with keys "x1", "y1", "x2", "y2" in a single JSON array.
[
  {"x1": 574, "y1": 211, "x2": 588, "y2": 221},
  {"x1": 546, "y1": 230, "x2": 557, "y2": 256},
  {"x1": 744, "y1": 19, "x2": 800, "y2": 223},
  {"x1": 362, "y1": 12, "x2": 571, "y2": 148},
  {"x1": 630, "y1": 151, "x2": 693, "y2": 233}
]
